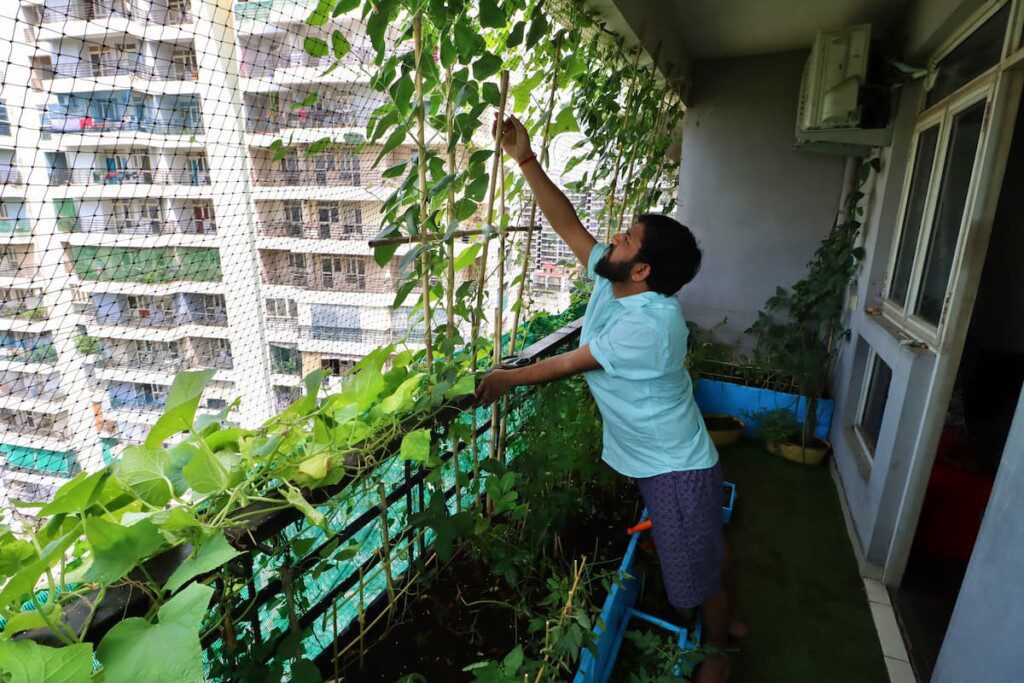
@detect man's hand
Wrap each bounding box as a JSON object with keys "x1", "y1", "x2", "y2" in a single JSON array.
[
  {"x1": 474, "y1": 368, "x2": 517, "y2": 406},
  {"x1": 493, "y1": 114, "x2": 533, "y2": 163}
]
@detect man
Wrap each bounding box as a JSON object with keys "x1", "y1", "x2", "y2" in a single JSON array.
[{"x1": 475, "y1": 115, "x2": 741, "y2": 682}]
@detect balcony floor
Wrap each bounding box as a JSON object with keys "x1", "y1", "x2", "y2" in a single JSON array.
[{"x1": 722, "y1": 440, "x2": 889, "y2": 681}]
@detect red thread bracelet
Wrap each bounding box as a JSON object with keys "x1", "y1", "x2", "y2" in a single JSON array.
[{"x1": 518, "y1": 153, "x2": 537, "y2": 168}]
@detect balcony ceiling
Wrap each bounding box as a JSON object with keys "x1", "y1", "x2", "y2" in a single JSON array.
[
  {"x1": 597, "y1": 0, "x2": 910, "y2": 98},
  {"x1": 656, "y1": 0, "x2": 906, "y2": 60}
]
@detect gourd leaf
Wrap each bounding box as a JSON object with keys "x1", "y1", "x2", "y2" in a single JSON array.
[
  {"x1": 472, "y1": 53, "x2": 503, "y2": 81},
  {"x1": 453, "y1": 243, "x2": 481, "y2": 270},
  {"x1": 0, "y1": 602, "x2": 60, "y2": 640},
  {"x1": 479, "y1": 0, "x2": 505, "y2": 28},
  {"x1": 37, "y1": 469, "x2": 110, "y2": 517},
  {"x1": 303, "y1": 36, "x2": 330, "y2": 59},
  {"x1": 164, "y1": 532, "x2": 240, "y2": 593},
  {"x1": 0, "y1": 529, "x2": 77, "y2": 609},
  {"x1": 96, "y1": 583, "x2": 213, "y2": 683},
  {"x1": 0, "y1": 640, "x2": 93, "y2": 683},
  {"x1": 332, "y1": 0, "x2": 359, "y2": 16},
  {"x1": 182, "y1": 448, "x2": 242, "y2": 495},
  {"x1": 114, "y1": 446, "x2": 175, "y2": 506},
  {"x1": 82, "y1": 517, "x2": 165, "y2": 585},
  {"x1": 331, "y1": 30, "x2": 351, "y2": 59},
  {"x1": 305, "y1": 0, "x2": 331, "y2": 26},
  {"x1": 145, "y1": 369, "x2": 216, "y2": 448},
  {"x1": 400, "y1": 429, "x2": 433, "y2": 464}
]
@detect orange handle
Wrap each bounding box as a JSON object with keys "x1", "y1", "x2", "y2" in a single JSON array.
[{"x1": 626, "y1": 519, "x2": 653, "y2": 536}]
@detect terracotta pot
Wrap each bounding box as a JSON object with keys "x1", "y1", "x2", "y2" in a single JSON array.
[
  {"x1": 703, "y1": 414, "x2": 744, "y2": 448},
  {"x1": 774, "y1": 438, "x2": 831, "y2": 466}
]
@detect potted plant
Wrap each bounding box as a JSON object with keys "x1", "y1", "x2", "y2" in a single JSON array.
[
  {"x1": 686, "y1": 322, "x2": 744, "y2": 448},
  {"x1": 746, "y1": 158, "x2": 880, "y2": 465}
]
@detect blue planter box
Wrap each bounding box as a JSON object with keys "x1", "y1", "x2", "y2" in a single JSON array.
[
  {"x1": 577, "y1": 485, "x2": 736, "y2": 682},
  {"x1": 694, "y1": 378, "x2": 835, "y2": 441}
]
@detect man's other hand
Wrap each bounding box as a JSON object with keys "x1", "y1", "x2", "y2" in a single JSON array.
[{"x1": 474, "y1": 368, "x2": 516, "y2": 406}]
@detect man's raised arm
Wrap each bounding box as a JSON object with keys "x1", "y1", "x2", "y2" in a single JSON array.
[{"x1": 496, "y1": 115, "x2": 597, "y2": 268}]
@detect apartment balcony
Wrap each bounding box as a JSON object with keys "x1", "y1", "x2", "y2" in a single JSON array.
[
  {"x1": 88, "y1": 308, "x2": 227, "y2": 329},
  {"x1": 50, "y1": 168, "x2": 211, "y2": 187},
  {"x1": 259, "y1": 221, "x2": 366, "y2": 240},
  {"x1": 0, "y1": 343, "x2": 57, "y2": 365},
  {"x1": 148, "y1": 7, "x2": 193, "y2": 25},
  {"x1": 0, "y1": 416, "x2": 70, "y2": 441},
  {"x1": 299, "y1": 325, "x2": 395, "y2": 345},
  {"x1": 0, "y1": 300, "x2": 46, "y2": 322},
  {"x1": 0, "y1": 380, "x2": 64, "y2": 403},
  {"x1": 252, "y1": 169, "x2": 362, "y2": 187},
  {"x1": 74, "y1": 216, "x2": 217, "y2": 236},
  {"x1": 94, "y1": 352, "x2": 233, "y2": 372}
]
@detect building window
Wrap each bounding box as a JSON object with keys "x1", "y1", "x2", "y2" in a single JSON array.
[{"x1": 857, "y1": 353, "x2": 893, "y2": 456}]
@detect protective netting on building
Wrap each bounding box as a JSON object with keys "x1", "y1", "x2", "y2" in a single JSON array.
[{"x1": 0, "y1": 0, "x2": 652, "y2": 524}]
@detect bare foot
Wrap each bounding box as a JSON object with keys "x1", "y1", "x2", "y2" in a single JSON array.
[
  {"x1": 728, "y1": 619, "x2": 748, "y2": 639},
  {"x1": 695, "y1": 653, "x2": 730, "y2": 683}
]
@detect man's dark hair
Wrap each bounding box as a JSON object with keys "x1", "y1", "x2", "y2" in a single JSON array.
[{"x1": 636, "y1": 213, "x2": 703, "y2": 295}]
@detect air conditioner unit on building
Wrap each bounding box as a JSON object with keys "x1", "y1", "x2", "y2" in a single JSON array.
[{"x1": 796, "y1": 24, "x2": 892, "y2": 155}]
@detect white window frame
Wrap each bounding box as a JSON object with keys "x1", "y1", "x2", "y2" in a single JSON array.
[{"x1": 880, "y1": 77, "x2": 996, "y2": 348}]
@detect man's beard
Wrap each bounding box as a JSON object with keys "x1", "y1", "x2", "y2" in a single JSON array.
[{"x1": 594, "y1": 248, "x2": 636, "y2": 282}]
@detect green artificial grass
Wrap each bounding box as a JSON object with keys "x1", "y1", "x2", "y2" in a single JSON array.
[{"x1": 721, "y1": 440, "x2": 888, "y2": 682}]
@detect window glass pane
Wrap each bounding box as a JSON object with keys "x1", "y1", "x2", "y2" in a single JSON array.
[
  {"x1": 915, "y1": 100, "x2": 986, "y2": 324},
  {"x1": 889, "y1": 126, "x2": 940, "y2": 306},
  {"x1": 860, "y1": 354, "x2": 893, "y2": 454},
  {"x1": 926, "y1": 3, "x2": 1009, "y2": 107}
]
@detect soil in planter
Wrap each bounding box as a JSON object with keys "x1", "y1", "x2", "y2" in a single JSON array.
[
  {"x1": 326, "y1": 481, "x2": 642, "y2": 681},
  {"x1": 703, "y1": 415, "x2": 742, "y2": 431}
]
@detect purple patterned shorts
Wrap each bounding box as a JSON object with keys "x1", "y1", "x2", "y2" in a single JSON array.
[{"x1": 636, "y1": 462, "x2": 724, "y2": 609}]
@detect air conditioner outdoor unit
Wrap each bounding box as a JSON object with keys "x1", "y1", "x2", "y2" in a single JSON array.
[{"x1": 796, "y1": 24, "x2": 892, "y2": 155}]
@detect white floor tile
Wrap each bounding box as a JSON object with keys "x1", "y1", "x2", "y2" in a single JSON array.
[
  {"x1": 885, "y1": 656, "x2": 917, "y2": 683},
  {"x1": 870, "y1": 601, "x2": 910, "y2": 661},
  {"x1": 863, "y1": 576, "x2": 891, "y2": 605}
]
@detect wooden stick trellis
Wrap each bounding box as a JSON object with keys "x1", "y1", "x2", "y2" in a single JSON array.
[
  {"x1": 614, "y1": 44, "x2": 662, "y2": 233},
  {"x1": 603, "y1": 45, "x2": 644, "y2": 240},
  {"x1": 470, "y1": 70, "x2": 510, "y2": 497},
  {"x1": 444, "y1": 65, "x2": 457, "y2": 366},
  {"x1": 488, "y1": 155, "x2": 509, "y2": 469},
  {"x1": 413, "y1": 12, "x2": 433, "y2": 372},
  {"x1": 508, "y1": 35, "x2": 563, "y2": 357}
]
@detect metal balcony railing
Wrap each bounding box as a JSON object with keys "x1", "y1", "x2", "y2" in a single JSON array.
[
  {"x1": 299, "y1": 325, "x2": 397, "y2": 344},
  {"x1": 95, "y1": 352, "x2": 233, "y2": 372},
  {"x1": 50, "y1": 168, "x2": 211, "y2": 187},
  {"x1": 252, "y1": 169, "x2": 362, "y2": 187},
  {"x1": 0, "y1": 301, "x2": 46, "y2": 320},
  {"x1": 47, "y1": 117, "x2": 204, "y2": 136},
  {"x1": 245, "y1": 108, "x2": 368, "y2": 134},
  {"x1": 41, "y1": 3, "x2": 137, "y2": 24},
  {"x1": 51, "y1": 61, "x2": 144, "y2": 79},
  {"x1": 259, "y1": 221, "x2": 366, "y2": 240},
  {"x1": 0, "y1": 380, "x2": 64, "y2": 401},
  {"x1": 0, "y1": 219, "x2": 31, "y2": 235},
  {"x1": 149, "y1": 7, "x2": 194, "y2": 25},
  {"x1": 89, "y1": 308, "x2": 227, "y2": 328},
  {"x1": 75, "y1": 217, "x2": 217, "y2": 235},
  {"x1": 0, "y1": 418, "x2": 70, "y2": 440},
  {"x1": 262, "y1": 268, "x2": 309, "y2": 288},
  {"x1": 0, "y1": 343, "x2": 58, "y2": 364}
]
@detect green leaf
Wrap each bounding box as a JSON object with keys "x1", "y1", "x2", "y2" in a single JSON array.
[
  {"x1": 96, "y1": 583, "x2": 213, "y2": 683},
  {"x1": 453, "y1": 20, "x2": 479, "y2": 63},
  {"x1": 377, "y1": 373, "x2": 423, "y2": 414},
  {"x1": 393, "y1": 73, "x2": 414, "y2": 114},
  {"x1": 472, "y1": 53, "x2": 503, "y2": 81},
  {"x1": 374, "y1": 242, "x2": 400, "y2": 267},
  {"x1": 38, "y1": 469, "x2": 110, "y2": 517},
  {"x1": 291, "y1": 658, "x2": 324, "y2": 683},
  {"x1": 331, "y1": 29, "x2": 351, "y2": 59},
  {"x1": 481, "y1": 82, "x2": 501, "y2": 107},
  {"x1": 145, "y1": 370, "x2": 215, "y2": 448},
  {"x1": 182, "y1": 448, "x2": 241, "y2": 495},
  {"x1": 400, "y1": 429, "x2": 432, "y2": 464},
  {"x1": 164, "y1": 532, "x2": 240, "y2": 593},
  {"x1": 445, "y1": 374, "x2": 475, "y2": 398},
  {"x1": 114, "y1": 446, "x2": 175, "y2": 506},
  {"x1": 453, "y1": 242, "x2": 481, "y2": 270},
  {"x1": 83, "y1": 517, "x2": 165, "y2": 585},
  {"x1": 439, "y1": 36, "x2": 457, "y2": 69},
  {"x1": 0, "y1": 530, "x2": 76, "y2": 609},
  {"x1": 478, "y1": 0, "x2": 505, "y2": 28},
  {"x1": 549, "y1": 107, "x2": 579, "y2": 137},
  {"x1": 381, "y1": 161, "x2": 407, "y2": 178},
  {"x1": 283, "y1": 488, "x2": 326, "y2": 527},
  {"x1": 332, "y1": 0, "x2": 359, "y2": 16},
  {"x1": 303, "y1": 36, "x2": 330, "y2": 59},
  {"x1": 526, "y1": 14, "x2": 548, "y2": 49},
  {"x1": 428, "y1": 173, "x2": 455, "y2": 198},
  {"x1": 0, "y1": 602, "x2": 60, "y2": 640},
  {"x1": 502, "y1": 644, "x2": 524, "y2": 672},
  {"x1": 305, "y1": 0, "x2": 331, "y2": 25},
  {"x1": 506, "y1": 20, "x2": 525, "y2": 48},
  {"x1": 0, "y1": 640, "x2": 93, "y2": 683}
]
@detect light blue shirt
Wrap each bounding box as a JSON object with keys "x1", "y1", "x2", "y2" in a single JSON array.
[{"x1": 580, "y1": 243, "x2": 718, "y2": 479}]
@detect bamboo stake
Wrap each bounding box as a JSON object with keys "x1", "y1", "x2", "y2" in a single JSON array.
[
  {"x1": 535, "y1": 557, "x2": 588, "y2": 683},
  {"x1": 413, "y1": 13, "x2": 433, "y2": 372},
  {"x1": 469, "y1": 70, "x2": 510, "y2": 491},
  {"x1": 332, "y1": 593, "x2": 340, "y2": 682},
  {"x1": 357, "y1": 565, "x2": 365, "y2": 670},
  {"x1": 603, "y1": 46, "x2": 644, "y2": 240},
  {"x1": 614, "y1": 46, "x2": 662, "y2": 232},
  {"x1": 488, "y1": 157, "x2": 509, "y2": 482},
  {"x1": 377, "y1": 482, "x2": 395, "y2": 603},
  {"x1": 444, "y1": 65, "x2": 457, "y2": 366},
  {"x1": 509, "y1": 35, "x2": 562, "y2": 356}
]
